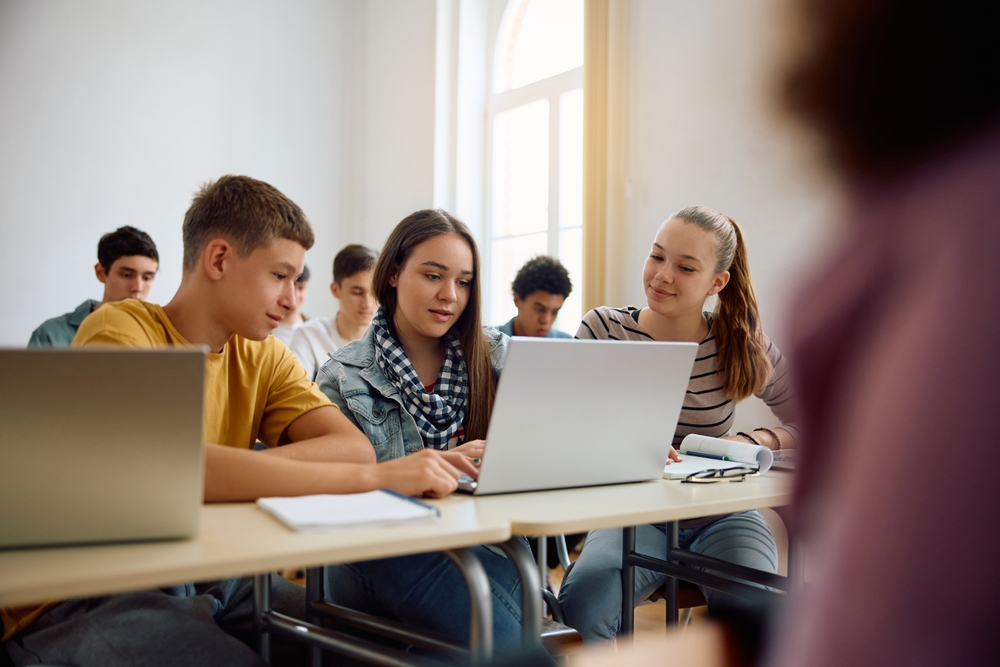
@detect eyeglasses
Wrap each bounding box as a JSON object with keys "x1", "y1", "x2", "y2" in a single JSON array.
[{"x1": 682, "y1": 467, "x2": 760, "y2": 484}]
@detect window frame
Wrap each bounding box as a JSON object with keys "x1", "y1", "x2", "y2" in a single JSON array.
[{"x1": 485, "y1": 55, "x2": 583, "y2": 326}]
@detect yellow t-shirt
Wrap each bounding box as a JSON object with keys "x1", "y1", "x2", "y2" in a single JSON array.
[{"x1": 2, "y1": 299, "x2": 334, "y2": 640}]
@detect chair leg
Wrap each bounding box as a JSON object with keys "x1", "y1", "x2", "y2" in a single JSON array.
[
  {"x1": 443, "y1": 548, "x2": 494, "y2": 665},
  {"x1": 496, "y1": 537, "x2": 543, "y2": 649},
  {"x1": 664, "y1": 521, "x2": 679, "y2": 626},
  {"x1": 536, "y1": 537, "x2": 549, "y2": 590},
  {"x1": 555, "y1": 534, "x2": 572, "y2": 572}
]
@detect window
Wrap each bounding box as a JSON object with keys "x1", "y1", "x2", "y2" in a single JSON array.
[{"x1": 487, "y1": 0, "x2": 584, "y2": 332}]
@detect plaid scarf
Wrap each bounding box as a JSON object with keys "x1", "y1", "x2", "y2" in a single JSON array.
[{"x1": 371, "y1": 308, "x2": 469, "y2": 450}]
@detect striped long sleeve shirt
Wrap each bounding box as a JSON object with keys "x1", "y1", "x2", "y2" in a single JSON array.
[{"x1": 577, "y1": 306, "x2": 799, "y2": 448}]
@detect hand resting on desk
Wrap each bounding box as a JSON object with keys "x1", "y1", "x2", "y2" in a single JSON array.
[
  {"x1": 375, "y1": 449, "x2": 463, "y2": 498},
  {"x1": 663, "y1": 446, "x2": 683, "y2": 465}
]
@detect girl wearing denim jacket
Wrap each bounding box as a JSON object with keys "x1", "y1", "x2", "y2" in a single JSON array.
[{"x1": 316, "y1": 209, "x2": 525, "y2": 650}]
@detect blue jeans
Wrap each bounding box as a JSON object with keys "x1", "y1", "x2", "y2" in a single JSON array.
[
  {"x1": 5, "y1": 576, "x2": 306, "y2": 667},
  {"x1": 325, "y1": 542, "x2": 525, "y2": 652},
  {"x1": 557, "y1": 510, "x2": 777, "y2": 642}
]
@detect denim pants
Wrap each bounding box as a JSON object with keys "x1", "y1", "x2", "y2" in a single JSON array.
[
  {"x1": 557, "y1": 510, "x2": 777, "y2": 642},
  {"x1": 325, "y1": 542, "x2": 525, "y2": 653},
  {"x1": 5, "y1": 576, "x2": 306, "y2": 667}
]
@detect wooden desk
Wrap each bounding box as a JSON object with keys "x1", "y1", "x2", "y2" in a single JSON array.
[
  {"x1": 463, "y1": 473, "x2": 794, "y2": 637},
  {"x1": 466, "y1": 474, "x2": 791, "y2": 537},
  {"x1": 0, "y1": 500, "x2": 510, "y2": 609}
]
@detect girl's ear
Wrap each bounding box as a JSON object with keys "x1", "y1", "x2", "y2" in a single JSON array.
[
  {"x1": 388, "y1": 267, "x2": 400, "y2": 288},
  {"x1": 708, "y1": 270, "x2": 731, "y2": 296}
]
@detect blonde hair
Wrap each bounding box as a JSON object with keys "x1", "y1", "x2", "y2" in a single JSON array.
[
  {"x1": 671, "y1": 206, "x2": 771, "y2": 401},
  {"x1": 372, "y1": 209, "x2": 498, "y2": 440}
]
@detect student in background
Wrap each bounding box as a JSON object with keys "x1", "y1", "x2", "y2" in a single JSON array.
[
  {"x1": 558, "y1": 206, "x2": 797, "y2": 643},
  {"x1": 28, "y1": 225, "x2": 159, "y2": 347},
  {"x1": 271, "y1": 263, "x2": 310, "y2": 346},
  {"x1": 290, "y1": 244, "x2": 378, "y2": 379},
  {"x1": 317, "y1": 209, "x2": 526, "y2": 650},
  {"x1": 3, "y1": 177, "x2": 466, "y2": 667},
  {"x1": 495, "y1": 255, "x2": 573, "y2": 338}
]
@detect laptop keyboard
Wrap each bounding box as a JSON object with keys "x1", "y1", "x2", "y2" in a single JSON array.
[{"x1": 457, "y1": 473, "x2": 477, "y2": 493}]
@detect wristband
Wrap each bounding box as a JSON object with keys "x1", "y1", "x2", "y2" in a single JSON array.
[
  {"x1": 736, "y1": 431, "x2": 760, "y2": 446},
  {"x1": 753, "y1": 426, "x2": 782, "y2": 451}
]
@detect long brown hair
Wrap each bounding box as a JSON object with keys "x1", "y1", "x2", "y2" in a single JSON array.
[
  {"x1": 372, "y1": 209, "x2": 498, "y2": 440},
  {"x1": 672, "y1": 206, "x2": 771, "y2": 401}
]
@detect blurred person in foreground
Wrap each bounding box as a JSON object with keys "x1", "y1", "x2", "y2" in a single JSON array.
[{"x1": 768, "y1": 1, "x2": 1000, "y2": 665}]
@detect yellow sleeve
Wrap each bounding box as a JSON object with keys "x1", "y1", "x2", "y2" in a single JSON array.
[
  {"x1": 2, "y1": 603, "x2": 56, "y2": 641},
  {"x1": 257, "y1": 338, "x2": 336, "y2": 447},
  {"x1": 71, "y1": 304, "x2": 155, "y2": 348}
]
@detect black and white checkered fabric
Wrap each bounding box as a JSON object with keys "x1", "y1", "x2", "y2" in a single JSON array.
[{"x1": 372, "y1": 308, "x2": 468, "y2": 450}]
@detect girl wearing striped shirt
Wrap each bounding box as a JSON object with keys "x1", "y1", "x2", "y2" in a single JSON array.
[{"x1": 558, "y1": 205, "x2": 797, "y2": 642}]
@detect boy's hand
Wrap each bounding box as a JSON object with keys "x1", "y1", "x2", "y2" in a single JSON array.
[{"x1": 374, "y1": 449, "x2": 460, "y2": 498}]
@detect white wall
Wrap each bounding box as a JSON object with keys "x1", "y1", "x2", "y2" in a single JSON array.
[
  {"x1": 354, "y1": 0, "x2": 438, "y2": 248},
  {"x1": 0, "y1": 0, "x2": 352, "y2": 345},
  {"x1": 619, "y1": 0, "x2": 840, "y2": 334},
  {"x1": 617, "y1": 0, "x2": 843, "y2": 427},
  {"x1": 1, "y1": 0, "x2": 840, "y2": 372}
]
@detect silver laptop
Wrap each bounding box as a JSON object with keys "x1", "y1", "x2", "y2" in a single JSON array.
[
  {"x1": 0, "y1": 348, "x2": 205, "y2": 548},
  {"x1": 466, "y1": 338, "x2": 697, "y2": 495}
]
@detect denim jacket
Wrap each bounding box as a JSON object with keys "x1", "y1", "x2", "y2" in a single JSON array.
[{"x1": 316, "y1": 326, "x2": 508, "y2": 462}]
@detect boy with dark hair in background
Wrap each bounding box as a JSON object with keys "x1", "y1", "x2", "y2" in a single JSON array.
[
  {"x1": 290, "y1": 243, "x2": 378, "y2": 379},
  {"x1": 495, "y1": 255, "x2": 573, "y2": 338},
  {"x1": 28, "y1": 225, "x2": 159, "y2": 347}
]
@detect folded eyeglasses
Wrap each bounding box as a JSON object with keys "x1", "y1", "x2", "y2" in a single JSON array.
[{"x1": 682, "y1": 466, "x2": 760, "y2": 484}]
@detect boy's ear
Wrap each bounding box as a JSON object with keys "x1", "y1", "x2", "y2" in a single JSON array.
[
  {"x1": 94, "y1": 262, "x2": 108, "y2": 284},
  {"x1": 202, "y1": 239, "x2": 232, "y2": 281},
  {"x1": 330, "y1": 281, "x2": 341, "y2": 299}
]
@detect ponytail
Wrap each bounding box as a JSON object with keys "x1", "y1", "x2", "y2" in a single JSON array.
[
  {"x1": 671, "y1": 207, "x2": 772, "y2": 401},
  {"x1": 714, "y1": 218, "x2": 771, "y2": 400}
]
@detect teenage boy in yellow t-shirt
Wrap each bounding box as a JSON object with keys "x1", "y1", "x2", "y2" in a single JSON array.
[{"x1": 2, "y1": 175, "x2": 475, "y2": 667}]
